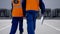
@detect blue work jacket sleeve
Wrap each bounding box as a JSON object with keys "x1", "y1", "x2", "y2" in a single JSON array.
[{"x1": 39, "y1": 0, "x2": 45, "y2": 14}]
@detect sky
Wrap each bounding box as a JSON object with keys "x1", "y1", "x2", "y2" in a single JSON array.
[{"x1": 0, "y1": 0, "x2": 60, "y2": 9}]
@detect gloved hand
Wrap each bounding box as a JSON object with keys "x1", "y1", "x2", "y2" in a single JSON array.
[
  {"x1": 14, "y1": 0, "x2": 19, "y2": 4},
  {"x1": 40, "y1": 14, "x2": 44, "y2": 25}
]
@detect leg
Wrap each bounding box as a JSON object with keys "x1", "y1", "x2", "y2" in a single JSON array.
[
  {"x1": 26, "y1": 12, "x2": 34, "y2": 34},
  {"x1": 19, "y1": 17, "x2": 23, "y2": 34},
  {"x1": 10, "y1": 17, "x2": 18, "y2": 34},
  {"x1": 33, "y1": 11, "x2": 38, "y2": 31}
]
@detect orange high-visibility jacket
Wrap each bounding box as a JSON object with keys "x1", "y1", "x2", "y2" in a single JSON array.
[
  {"x1": 12, "y1": 0, "x2": 23, "y2": 17},
  {"x1": 26, "y1": 0, "x2": 40, "y2": 11}
]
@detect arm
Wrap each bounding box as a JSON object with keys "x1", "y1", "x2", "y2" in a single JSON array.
[
  {"x1": 39, "y1": 0, "x2": 45, "y2": 25},
  {"x1": 39, "y1": 0, "x2": 45, "y2": 15},
  {"x1": 22, "y1": 0, "x2": 26, "y2": 10},
  {"x1": 22, "y1": 0, "x2": 26, "y2": 17},
  {"x1": 11, "y1": 0, "x2": 13, "y2": 12}
]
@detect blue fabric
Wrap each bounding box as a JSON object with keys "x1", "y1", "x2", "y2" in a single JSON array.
[
  {"x1": 39, "y1": 0, "x2": 45, "y2": 14},
  {"x1": 10, "y1": 17, "x2": 23, "y2": 34},
  {"x1": 26, "y1": 10, "x2": 38, "y2": 34},
  {"x1": 22, "y1": 0, "x2": 45, "y2": 15},
  {"x1": 22, "y1": 0, "x2": 26, "y2": 16}
]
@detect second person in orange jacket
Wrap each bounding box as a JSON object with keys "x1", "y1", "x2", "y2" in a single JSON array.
[{"x1": 10, "y1": 0, "x2": 24, "y2": 34}]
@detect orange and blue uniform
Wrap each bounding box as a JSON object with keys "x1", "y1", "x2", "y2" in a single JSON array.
[
  {"x1": 12, "y1": 0, "x2": 23, "y2": 17},
  {"x1": 10, "y1": 0, "x2": 24, "y2": 34},
  {"x1": 22, "y1": 0, "x2": 45, "y2": 34}
]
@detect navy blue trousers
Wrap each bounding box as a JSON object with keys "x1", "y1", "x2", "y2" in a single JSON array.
[
  {"x1": 10, "y1": 17, "x2": 23, "y2": 34},
  {"x1": 26, "y1": 10, "x2": 38, "y2": 34}
]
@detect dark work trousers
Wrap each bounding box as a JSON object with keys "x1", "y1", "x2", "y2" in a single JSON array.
[
  {"x1": 26, "y1": 10, "x2": 38, "y2": 34},
  {"x1": 10, "y1": 17, "x2": 23, "y2": 34}
]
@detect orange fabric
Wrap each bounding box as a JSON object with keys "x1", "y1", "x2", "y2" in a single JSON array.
[
  {"x1": 12, "y1": 8, "x2": 23, "y2": 17},
  {"x1": 12, "y1": 0, "x2": 23, "y2": 17},
  {"x1": 12, "y1": 0, "x2": 21, "y2": 7},
  {"x1": 26, "y1": 0, "x2": 39, "y2": 11}
]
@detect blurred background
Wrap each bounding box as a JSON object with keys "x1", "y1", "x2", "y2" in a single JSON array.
[
  {"x1": 0, "y1": 0, "x2": 60, "y2": 19},
  {"x1": 0, "y1": 0, "x2": 60, "y2": 34}
]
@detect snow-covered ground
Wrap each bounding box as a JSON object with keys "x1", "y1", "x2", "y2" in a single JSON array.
[{"x1": 0, "y1": 19, "x2": 60, "y2": 34}]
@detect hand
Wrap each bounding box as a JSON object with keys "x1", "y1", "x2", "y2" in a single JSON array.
[{"x1": 40, "y1": 14, "x2": 44, "y2": 25}]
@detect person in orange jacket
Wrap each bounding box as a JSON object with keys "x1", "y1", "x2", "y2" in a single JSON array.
[
  {"x1": 24, "y1": 0, "x2": 45, "y2": 34},
  {"x1": 10, "y1": 0, "x2": 24, "y2": 34}
]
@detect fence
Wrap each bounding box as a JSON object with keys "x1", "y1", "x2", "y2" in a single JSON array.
[{"x1": 0, "y1": 8, "x2": 60, "y2": 19}]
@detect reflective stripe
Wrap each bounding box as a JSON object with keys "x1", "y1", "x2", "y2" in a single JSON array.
[{"x1": 13, "y1": 6, "x2": 22, "y2": 8}]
